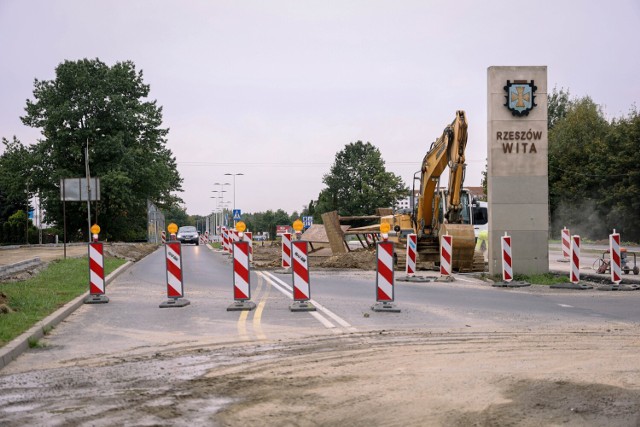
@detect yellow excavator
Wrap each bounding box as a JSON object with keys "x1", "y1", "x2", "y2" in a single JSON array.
[{"x1": 382, "y1": 110, "x2": 477, "y2": 271}]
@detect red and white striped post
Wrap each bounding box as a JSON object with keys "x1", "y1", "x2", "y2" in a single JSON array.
[
  {"x1": 222, "y1": 227, "x2": 230, "y2": 254},
  {"x1": 436, "y1": 234, "x2": 454, "y2": 282},
  {"x1": 405, "y1": 234, "x2": 417, "y2": 277},
  {"x1": 84, "y1": 235, "x2": 109, "y2": 304},
  {"x1": 290, "y1": 240, "x2": 315, "y2": 311},
  {"x1": 160, "y1": 237, "x2": 190, "y2": 308},
  {"x1": 161, "y1": 230, "x2": 166, "y2": 245},
  {"x1": 244, "y1": 231, "x2": 253, "y2": 262},
  {"x1": 372, "y1": 240, "x2": 400, "y2": 312},
  {"x1": 281, "y1": 232, "x2": 292, "y2": 270},
  {"x1": 501, "y1": 232, "x2": 513, "y2": 283},
  {"x1": 227, "y1": 225, "x2": 256, "y2": 311},
  {"x1": 560, "y1": 227, "x2": 570, "y2": 261},
  {"x1": 570, "y1": 235, "x2": 581, "y2": 284},
  {"x1": 610, "y1": 229, "x2": 622, "y2": 285},
  {"x1": 204, "y1": 230, "x2": 209, "y2": 244}
]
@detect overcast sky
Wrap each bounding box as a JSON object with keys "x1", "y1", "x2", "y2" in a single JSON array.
[{"x1": 1, "y1": 1, "x2": 639, "y2": 217}]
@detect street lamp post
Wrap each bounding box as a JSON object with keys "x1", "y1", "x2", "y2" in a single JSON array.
[{"x1": 224, "y1": 173, "x2": 244, "y2": 223}]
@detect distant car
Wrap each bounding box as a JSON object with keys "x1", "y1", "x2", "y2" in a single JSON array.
[
  {"x1": 176, "y1": 226, "x2": 199, "y2": 245},
  {"x1": 254, "y1": 235, "x2": 266, "y2": 241}
]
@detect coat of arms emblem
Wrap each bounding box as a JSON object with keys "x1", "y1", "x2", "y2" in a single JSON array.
[{"x1": 504, "y1": 80, "x2": 537, "y2": 116}]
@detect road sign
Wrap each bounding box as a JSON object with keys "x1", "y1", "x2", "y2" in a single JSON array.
[
  {"x1": 302, "y1": 216, "x2": 313, "y2": 229},
  {"x1": 233, "y1": 209, "x2": 242, "y2": 221}
]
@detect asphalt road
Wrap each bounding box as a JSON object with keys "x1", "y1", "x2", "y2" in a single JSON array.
[
  {"x1": 2, "y1": 244, "x2": 640, "y2": 425},
  {"x1": 3, "y1": 243, "x2": 639, "y2": 367}
]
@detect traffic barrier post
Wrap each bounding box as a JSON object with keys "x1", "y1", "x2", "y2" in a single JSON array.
[
  {"x1": 397, "y1": 234, "x2": 430, "y2": 282},
  {"x1": 244, "y1": 231, "x2": 253, "y2": 262},
  {"x1": 551, "y1": 234, "x2": 592, "y2": 290},
  {"x1": 372, "y1": 240, "x2": 400, "y2": 312},
  {"x1": 227, "y1": 239, "x2": 256, "y2": 311},
  {"x1": 161, "y1": 230, "x2": 166, "y2": 245},
  {"x1": 558, "y1": 227, "x2": 570, "y2": 262},
  {"x1": 84, "y1": 225, "x2": 109, "y2": 304},
  {"x1": 435, "y1": 234, "x2": 454, "y2": 282},
  {"x1": 610, "y1": 229, "x2": 622, "y2": 286},
  {"x1": 160, "y1": 234, "x2": 191, "y2": 308},
  {"x1": 290, "y1": 240, "x2": 316, "y2": 311},
  {"x1": 492, "y1": 232, "x2": 531, "y2": 288}
]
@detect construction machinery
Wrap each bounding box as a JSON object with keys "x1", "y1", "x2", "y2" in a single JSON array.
[{"x1": 382, "y1": 110, "x2": 481, "y2": 271}]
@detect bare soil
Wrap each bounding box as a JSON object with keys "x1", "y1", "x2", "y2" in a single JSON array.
[{"x1": 1, "y1": 326, "x2": 639, "y2": 426}]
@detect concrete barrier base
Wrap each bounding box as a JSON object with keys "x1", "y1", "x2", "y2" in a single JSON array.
[
  {"x1": 227, "y1": 301, "x2": 256, "y2": 311},
  {"x1": 290, "y1": 301, "x2": 316, "y2": 312},
  {"x1": 84, "y1": 294, "x2": 109, "y2": 304},
  {"x1": 371, "y1": 302, "x2": 401, "y2": 313},
  {"x1": 159, "y1": 298, "x2": 191, "y2": 308}
]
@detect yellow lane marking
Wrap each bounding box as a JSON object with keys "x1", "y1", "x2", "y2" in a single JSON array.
[{"x1": 237, "y1": 307, "x2": 250, "y2": 341}]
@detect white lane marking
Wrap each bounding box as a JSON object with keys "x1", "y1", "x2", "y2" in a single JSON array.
[
  {"x1": 263, "y1": 271, "x2": 357, "y2": 333},
  {"x1": 558, "y1": 304, "x2": 574, "y2": 308},
  {"x1": 260, "y1": 271, "x2": 351, "y2": 331},
  {"x1": 258, "y1": 272, "x2": 336, "y2": 329}
]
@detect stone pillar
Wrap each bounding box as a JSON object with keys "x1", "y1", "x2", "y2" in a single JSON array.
[{"x1": 487, "y1": 66, "x2": 548, "y2": 275}]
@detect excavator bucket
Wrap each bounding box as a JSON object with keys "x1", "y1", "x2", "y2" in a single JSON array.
[{"x1": 439, "y1": 223, "x2": 476, "y2": 272}]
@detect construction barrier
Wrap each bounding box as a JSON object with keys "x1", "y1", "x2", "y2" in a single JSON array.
[
  {"x1": 160, "y1": 240, "x2": 190, "y2": 308},
  {"x1": 227, "y1": 240, "x2": 256, "y2": 311},
  {"x1": 84, "y1": 241, "x2": 109, "y2": 304},
  {"x1": 372, "y1": 241, "x2": 400, "y2": 312},
  {"x1": 222, "y1": 227, "x2": 230, "y2": 253},
  {"x1": 281, "y1": 232, "x2": 292, "y2": 269},
  {"x1": 290, "y1": 240, "x2": 315, "y2": 311},
  {"x1": 204, "y1": 230, "x2": 209, "y2": 244},
  {"x1": 405, "y1": 233, "x2": 417, "y2": 276},
  {"x1": 570, "y1": 235, "x2": 580, "y2": 284},
  {"x1": 610, "y1": 230, "x2": 622, "y2": 285},
  {"x1": 161, "y1": 230, "x2": 166, "y2": 245},
  {"x1": 436, "y1": 234, "x2": 454, "y2": 282},
  {"x1": 244, "y1": 231, "x2": 253, "y2": 262},
  {"x1": 501, "y1": 233, "x2": 513, "y2": 283},
  {"x1": 560, "y1": 227, "x2": 570, "y2": 261},
  {"x1": 550, "y1": 234, "x2": 592, "y2": 290}
]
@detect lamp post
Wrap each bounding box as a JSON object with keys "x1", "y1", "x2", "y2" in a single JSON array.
[
  {"x1": 211, "y1": 183, "x2": 229, "y2": 234},
  {"x1": 224, "y1": 173, "x2": 244, "y2": 222}
]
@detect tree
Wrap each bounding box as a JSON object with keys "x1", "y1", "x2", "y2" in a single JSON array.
[
  {"x1": 20, "y1": 58, "x2": 182, "y2": 241},
  {"x1": 0, "y1": 137, "x2": 34, "y2": 222},
  {"x1": 548, "y1": 87, "x2": 572, "y2": 130},
  {"x1": 316, "y1": 141, "x2": 408, "y2": 217},
  {"x1": 548, "y1": 96, "x2": 611, "y2": 238}
]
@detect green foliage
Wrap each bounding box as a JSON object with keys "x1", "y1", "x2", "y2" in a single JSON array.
[
  {"x1": 242, "y1": 209, "x2": 291, "y2": 238},
  {"x1": 549, "y1": 92, "x2": 640, "y2": 241},
  {"x1": 315, "y1": 141, "x2": 408, "y2": 218},
  {"x1": 0, "y1": 256, "x2": 126, "y2": 346},
  {"x1": 164, "y1": 205, "x2": 190, "y2": 228},
  {"x1": 0, "y1": 137, "x2": 33, "y2": 222},
  {"x1": 19, "y1": 58, "x2": 183, "y2": 241}
]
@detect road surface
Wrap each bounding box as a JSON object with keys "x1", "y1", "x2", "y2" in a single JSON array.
[{"x1": 1, "y1": 244, "x2": 639, "y2": 426}]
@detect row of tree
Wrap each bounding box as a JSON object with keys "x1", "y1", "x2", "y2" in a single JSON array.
[
  {"x1": 548, "y1": 89, "x2": 640, "y2": 241},
  {"x1": 0, "y1": 59, "x2": 183, "y2": 242}
]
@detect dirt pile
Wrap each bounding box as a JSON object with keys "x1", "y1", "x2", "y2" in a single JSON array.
[
  {"x1": 103, "y1": 243, "x2": 159, "y2": 262},
  {"x1": 319, "y1": 248, "x2": 376, "y2": 270}
]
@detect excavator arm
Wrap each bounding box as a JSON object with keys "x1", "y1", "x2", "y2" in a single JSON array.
[{"x1": 415, "y1": 110, "x2": 468, "y2": 235}]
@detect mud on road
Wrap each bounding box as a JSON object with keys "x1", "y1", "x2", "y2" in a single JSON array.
[{"x1": 1, "y1": 326, "x2": 639, "y2": 426}]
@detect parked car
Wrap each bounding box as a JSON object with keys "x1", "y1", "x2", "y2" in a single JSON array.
[{"x1": 176, "y1": 226, "x2": 199, "y2": 245}]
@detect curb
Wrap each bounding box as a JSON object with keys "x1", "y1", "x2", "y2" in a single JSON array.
[
  {"x1": 0, "y1": 258, "x2": 42, "y2": 279},
  {"x1": 0, "y1": 260, "x2": 133, "y2": 371}
]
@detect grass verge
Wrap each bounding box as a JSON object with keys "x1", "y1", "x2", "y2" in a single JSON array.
[
  {"x1": 0, "y1": 257, "x2": 126, "y2": 347},
  {"x1": 487, "y1": 273, "x2": 571, "y2": 286}
]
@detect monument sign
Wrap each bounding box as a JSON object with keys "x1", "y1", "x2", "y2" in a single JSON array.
[{"x1": 487, "y1": 66, "x2": 548, "y2": 275}]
